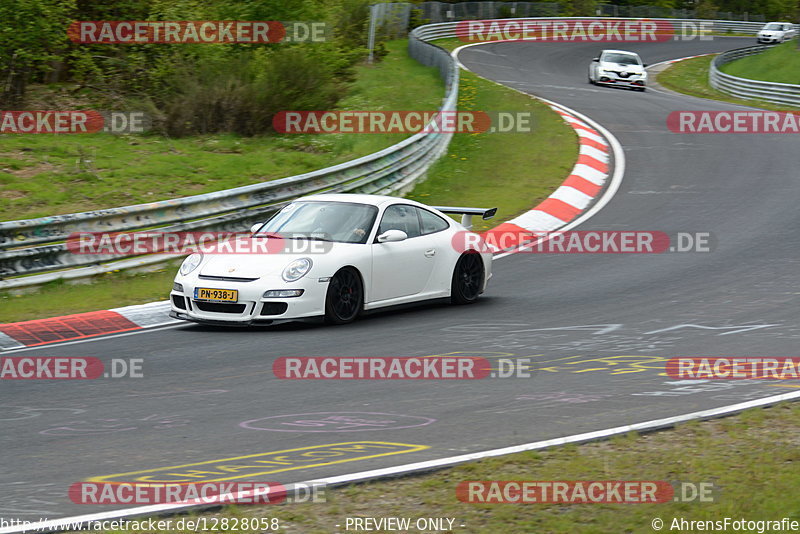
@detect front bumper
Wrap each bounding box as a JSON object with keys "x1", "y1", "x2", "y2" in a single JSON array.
[
  {"x1": 170, "y1": 275, "x2": 328, "y2": 325},
  {"x1": 596, "y1": 75, "x2": 646, "y2": 88}
]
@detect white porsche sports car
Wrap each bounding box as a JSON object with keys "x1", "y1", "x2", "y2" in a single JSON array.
[
  {"x1": 169, "y1": 194, "x2": 496, "y2": 325},
  {"x1": 589, "y1": 49, "x2": 647, "y2": 91}
]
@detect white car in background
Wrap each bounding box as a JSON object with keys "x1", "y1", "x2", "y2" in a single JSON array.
[
  {"x1": 170, "y1": 194, "x2": 495, "y2": 325},
  {"x1": 757, "y1": 22, "x2": 796, "y2": 44},
  {"x1": 589, "y1": 49, "x2": 648, "y2": 91}
]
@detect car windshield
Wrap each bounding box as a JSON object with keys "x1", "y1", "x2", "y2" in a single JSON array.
[
  {"x1": 603, "y1": 53, "x2": 640, "y2": 65},
  {"x1": 254, "y1": 201, "x2": 378, "y2": 244},
  {"x1": 764, "y1": 23, "x2": 782, "y2": 30}
]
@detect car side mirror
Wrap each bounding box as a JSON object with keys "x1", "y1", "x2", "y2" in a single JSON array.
[
  {"x1": 643, "y1": 63, "x2": 648, "y2": 67},
  {"x1": 250, "y1": 223, "x2": 262, "y2": 234},
  {"x1": 592, "y1": 58, "x2": 599, "y2": 62},
  {"x1": 377, "y1": 229, "x2": 408, "y2": 243}
]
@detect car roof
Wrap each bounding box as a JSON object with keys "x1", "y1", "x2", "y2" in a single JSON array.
[
  {"x1": 298, "y1": 193, "x2": 427, "y2": 209},
  {"x1": 601, "y1": 49, "x2": 640, "y2": 56}
]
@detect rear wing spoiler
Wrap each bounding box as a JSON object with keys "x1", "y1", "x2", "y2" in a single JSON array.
[{"x1": 433, "y1": 206, "x2": 497, "y2": 229}]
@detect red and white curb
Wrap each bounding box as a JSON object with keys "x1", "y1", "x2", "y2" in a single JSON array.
[
  {"x1": 0, "y1": 300, "x2": 172, "y2": 350},
  {"x1": 483, "y1": 105, "x2": 611, "y2": 251}
]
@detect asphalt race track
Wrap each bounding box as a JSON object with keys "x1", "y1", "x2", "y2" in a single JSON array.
[{"x1": 4, "y1": 36, "x2": 800, "y2": 520}]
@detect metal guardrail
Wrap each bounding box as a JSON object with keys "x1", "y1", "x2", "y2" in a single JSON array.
[
  {"x1": 0, "y1": 16, "x2": 784, "y2": 288},
  {"x1": 710, "y1": 44, "x2": 800, "y2": 107},
  {"x1": 409, "y1": 17, "x2": 776, "y2": 40},
  {"x1": 0, "y1": 35, "x2": 459, "y2": 288},
  {"x1": 392, "y1": 1, "x2": 767, "y2": 24}
]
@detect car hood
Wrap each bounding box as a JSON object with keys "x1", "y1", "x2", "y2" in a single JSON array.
[
  {"x1": 198, "y1": 239, "x2": 355, "y2": 279},
  {"x1": 758, "y1": 30, "x2": 782, "y2": 35}
]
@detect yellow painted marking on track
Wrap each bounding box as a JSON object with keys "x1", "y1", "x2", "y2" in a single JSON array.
[
  {"x1": 421, "y1": 351, "x2": 517, "y2": 359},
  {"x1": 768, "y1": 384, "x2": 800, "y2": 388},
  {"x1": 384, "y1": 353, "x2": 676, "y2": 377},
  {"x1": 86, "y1": 442, "x2": 428, "y2": 484}
]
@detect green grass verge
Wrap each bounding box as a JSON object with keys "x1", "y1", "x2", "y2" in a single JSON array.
[
  {"x1": 75, "y1": 401, "x2": 800, "y2": 533},
  {"x1": 431, "y1": 37, "x2": 465, "y2": 52},
  {"x1": 720, "y1": 41, "x2": 800, "y2": 85},
  {"x1": 656, "y1": 54, "x2": 800, "y2": 111},
  {"x1": 0, "y1": 40, "x2": 443, "y2": 221},
  {"x1": 1, "y1": 40, "x2": 577, "y2": 323}
]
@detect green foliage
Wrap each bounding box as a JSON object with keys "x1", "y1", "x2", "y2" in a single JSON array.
[
  {"x1": 610, "y1": 0, "x2": 797, "y2": 19},
  {"x1": 561, "y1": 0, "x2": 599, "y2": 17},
  {"x1": 0, "y1": 0, "x2": 75, "y2": 105},
  {"x1": 409, "y1": 8, "x2": 432, "y2": 29},
  {"x1": 695, "y1": 0, "x2": 720, "y2": 18},
  {"x1": 144, "y1": 45, "x2": 342, "y2": 136},
  {"x1": 2, "y1": 0, "x2": 378, "y2": 136}
]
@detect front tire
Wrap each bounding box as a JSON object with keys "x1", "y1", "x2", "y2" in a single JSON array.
[
  {"x1": 324, "y1": 267, "x2": 363, "y2": 324},
  {"x1": 451, "y1": 253, "x2": 484, "y2": 305}
]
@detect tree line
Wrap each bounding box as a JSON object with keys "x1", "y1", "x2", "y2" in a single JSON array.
[
  {"x1": 2, "y1": 0, "x2": 796, "y2": 137},
  {"x1": 0, "y1": 0, "x2": 375, "y2": 136}
]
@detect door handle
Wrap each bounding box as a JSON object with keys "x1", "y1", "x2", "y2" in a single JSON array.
[{"x1": 424, "y1": 249, "x2": 436, "y2": 257}]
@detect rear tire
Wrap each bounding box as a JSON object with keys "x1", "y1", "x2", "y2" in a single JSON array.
[
  {"x1": 324, "y1": 268, "x2": 363, "y2": 324},
  {"x1": 451, "y1": 253, "x2": 484, "y2": 305}
]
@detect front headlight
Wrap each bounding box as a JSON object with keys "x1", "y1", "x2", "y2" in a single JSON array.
[
  {"x1": 179, "y1": 253, "x2": 203, "y2": 276},
  {"x1": 282, "y1": 258, "x2": 312, "y2": 282}
]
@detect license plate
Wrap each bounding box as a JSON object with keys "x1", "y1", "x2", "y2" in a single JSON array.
[{"x1": 194, "y1": 287, "x2": 238, "y2": 302}]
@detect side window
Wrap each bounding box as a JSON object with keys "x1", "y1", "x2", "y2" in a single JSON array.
[
  {"x1": 417, "y1": 208, "x2": 450, "y2": 235},
  {"x1": 378, "y1": 205, "x2": 421, "y2": 238}
]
